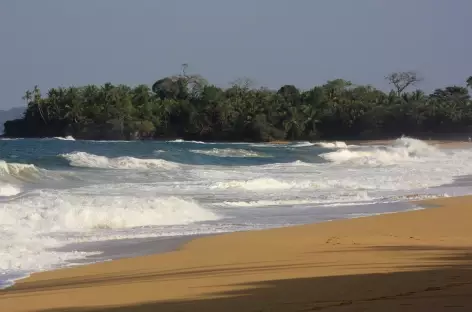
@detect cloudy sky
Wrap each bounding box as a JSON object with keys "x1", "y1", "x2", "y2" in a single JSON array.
[{"x1": 0, "y1": 0, "x2": 470, "y2": 109}]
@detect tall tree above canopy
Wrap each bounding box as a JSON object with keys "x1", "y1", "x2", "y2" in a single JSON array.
[
  {"x1": 467, "y1": 76, "x2": 472, "y2": 89},
  {"x1": 152, "y1": 77, "x2": 187, "y2": 100},
  {"x1": 386, "y1": 71, "x2": 422, "y2": 95},
  {"x1": 322, "y1": 79, "x2": 352, "y2": 101},
  {"x1": 277, "y1": 85, "x2": 300, "y2": 106}
]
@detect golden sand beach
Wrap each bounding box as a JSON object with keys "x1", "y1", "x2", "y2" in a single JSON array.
[{"x1": 1, "y1": 196, "x2": 472, "y2": 311}]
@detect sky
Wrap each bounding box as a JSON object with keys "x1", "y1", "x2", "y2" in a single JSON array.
[{"x1": 0, "y1": 0, "x2": 471, "y2": 109}]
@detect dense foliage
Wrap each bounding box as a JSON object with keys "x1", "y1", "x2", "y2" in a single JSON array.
[{"x1": 4, "y1": 72, "x2": 472, "y2": 141}]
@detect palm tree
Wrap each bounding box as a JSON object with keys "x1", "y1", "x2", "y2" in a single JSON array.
[
  {"x1": 46, "y1": 88, "x2": 61, "y2": 121},
  {"x1": 63, "y1": 88, "x2": 82, "y2": 124},
  {"x1": 283, "y1": 107, "x2": 305, "y2": 140},
  {"x1": 302, "y1": 104, "x2": 319, "y2": 137},
  {"x1": 32, "y1": 85, "x2": 48, "y2": 124},
  {"x1": 22, "y1": 90, "x2": 32, "y2": 105}
]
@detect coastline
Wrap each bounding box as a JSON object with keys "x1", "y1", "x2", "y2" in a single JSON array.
[
  {"x1": 2, "y1": 196, "x2": 472, "y2": 311},
  {"x1": 2, "y1": 135, "x2": 472, "y2": 147},
  {"x1": 357, "y1": 139, "x2": 472, "y2": 149}
]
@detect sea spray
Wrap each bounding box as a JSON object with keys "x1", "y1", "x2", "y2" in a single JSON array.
[
  {"x1": 313, "y1": 141, "x2": 348, "y2": 149},
  {"x1": 0, "y1": 160, "x2": 45, "y2": 187},
  {"x1": 191, "y1": 148, "x2": 265, "y2": 158},
  {"x1": 61, "y1": 152, "x2": 180, "y2": 169},
  {"x1": 320, "y1": 137, "x2": 443, "y2": 165},
  {"x1": 0, "y1": 191, "x2": 220, "y2": 285},
  {"x1": 53, "y1": 135, "x2": 75, "y2": 141}
]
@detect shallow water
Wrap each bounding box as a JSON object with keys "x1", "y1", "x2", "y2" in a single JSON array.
[{"x1": 0, "y1": 136, "x2": 471, "y2": 288}]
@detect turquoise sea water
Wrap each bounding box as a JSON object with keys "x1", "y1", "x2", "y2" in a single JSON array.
[{"x1": 0, "y1": 137, "x2": 471, "y2": 288}]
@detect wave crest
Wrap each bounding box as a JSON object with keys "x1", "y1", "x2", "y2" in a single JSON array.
[
  {"x1": 314, "y1": 141, "x2": 348, "y2": 149},
  {"x1": 320, "y1": 137, "x2": 441, "y2": 165},
  {"x1": 0, "y1": 192, "x2": 220, "y2": 279},
  {"x1": 60, "y1": 152, "x2": 179, "y2": 170},
  {"x1": 54, "y1": 136, "x2": 75, "y2": 141},
  {"x1": 291, "y1": 142, "x2": 314, "y2": 147},
  {"x1": 2, "y1": 192, "x2": 219, "y2": 231},
  {"x1": 0, "y1": 160, "x2": 41, "y2": 183},
  {"x1": 191, "y1": 148, "x2": 265, "y2": 158},
  {"x1": 168, "y1": 139, "x2": 205, "y2": 144}
]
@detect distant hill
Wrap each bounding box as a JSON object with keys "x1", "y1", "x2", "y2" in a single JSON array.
[{"x1": 0, "y1": 107, "x2": 25, "y2": 134}]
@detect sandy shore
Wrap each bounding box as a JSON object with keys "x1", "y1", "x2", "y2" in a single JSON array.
[{"x1": 2, "y1": 196, "x2": 472, "y2": 311}]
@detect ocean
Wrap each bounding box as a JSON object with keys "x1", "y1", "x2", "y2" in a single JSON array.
[{"x1": 0, "y1": 137, "x2": 471, "y2": 288}]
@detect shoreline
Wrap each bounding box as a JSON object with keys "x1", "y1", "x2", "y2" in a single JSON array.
[
  {"x1": 1, "y1": 136, "x2": 470, "y2": 295},
  {"x1": 2, "y1": 135, "x2": 472, "y2": 146},
  {"x1": 2, "y1": 135, "x2": 472, "y2": 151},
  {"x1": 2, "y1": 196, "x2": 472, "y2": 311},
  {"x1": 0, "y1": 199, "x2": 423, "y2": 291}
]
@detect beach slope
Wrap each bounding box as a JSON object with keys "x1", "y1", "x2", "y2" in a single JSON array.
[{"x1": 1, "y1": 196, "x2": 472, "y2": 311}]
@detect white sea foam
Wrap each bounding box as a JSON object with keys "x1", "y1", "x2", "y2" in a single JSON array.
[
  {"x1": 249, "y1": 143, "x2": 286, "y2": 148},
  {"x1": 0, "y1": 160, "x2": 42, "y2": 183},
  {"x1": 2, "y1": 191, "x2": 219, "y2": 231},
  {"x1": 3, "y1": 136, "x2": 472, "y2": 289},
  {"x1": 292, "y1": 142, "x2": 314, "y2": 147},
  {"x1": 61, "y1": 152, "x2": 179, "y2": 170},
  {"x1": 0, "y1": 183, "x2": 21, "y2": 196},
  {"x1": 0, "y1": 160, "x2": 39, "y2": 177},
  {"x1": 314, "y1": 141, "x2": 348, "y2": 149},
  {"x1": 220, "y1": 199, "x2": 318, "y2": 207},
  {"x1": 191, "y1": 148, "x2": 265, "y2": 158},
  {"x1": 320, "y1": 137, "x2": 441, "y2": 165},
  {"x1": 168, "y1": 139, "x2": 205, "y2": 144},
  {"x1": 54, "y1": 135, "x2": 75, "y2": 141},
  {"x1": 0, "y1": 191, "x2": 219, "y2": 283},
  {"x1": 220, "y1": 192, "x2": 373, "y2": 207},
  {"x1": 208, "y1": 177, "x2": 367, "y2": 191},
  {"x1": 391, "y1": 136, "x2": 439, "y2": 155},
  {"x1": 89, "y1": 140, "x2": 132, "y2": 143},
  {"x1": 210, "y1": 178, "x2": 317, "y2": 191}
]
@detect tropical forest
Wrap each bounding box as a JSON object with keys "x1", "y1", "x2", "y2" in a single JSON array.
[{"x1": 4, "y1": 68, "x2": 472, "y2": 141}]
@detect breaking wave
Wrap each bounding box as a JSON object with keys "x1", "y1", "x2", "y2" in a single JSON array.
[
  {"x1": 320, "y1": 137, "x2": 441, "y2": 165},
  {"x1": 0, "y1": 160, "x2": 42, "y2": 184},
  {"x1": 0, "y1": 160, "x2": 40, "y2": 178},
  {"x1": 60, "y1": 152, "x2": 180, "y2": 170},
  {"x1": 314, "y1": 141, "x2": 348, "y2": 149},
  {"x1": 168, "y1": 139, "x2": 205, "y2": 144},
  {"x1": 292, "y1": 142, "x2": 314, "y2": 148},
  {"x1": 54, "y1": 136, "x2": 75, "y2": 141},
  {"x1": 0, "y1": 192, "x2": 219, "y2": 279},
  {"x1": 1, "y1": 192, "x2": 220, "y2": 231},
  {"x1": 191, "y1": 148, "x2": 265, "y2": 158}
]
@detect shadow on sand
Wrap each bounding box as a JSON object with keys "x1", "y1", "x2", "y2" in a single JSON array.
[{"x1": 3, "y1": 245, "x2": 472, "y2": 312}]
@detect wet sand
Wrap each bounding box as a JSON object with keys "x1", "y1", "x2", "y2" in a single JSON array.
[{"x1": 1, "y1": 196, "x2": 472, "y2": 311}]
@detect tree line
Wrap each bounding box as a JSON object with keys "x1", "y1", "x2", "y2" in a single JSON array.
[{"x1": 4, "y1": 70, "x2": 472, "y2": 141}]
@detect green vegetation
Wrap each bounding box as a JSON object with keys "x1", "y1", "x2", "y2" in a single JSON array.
[{"x1": 4, "y1": 70, "x2": 472, "y2": 141}]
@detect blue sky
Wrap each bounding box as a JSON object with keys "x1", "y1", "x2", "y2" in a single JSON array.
[{"x1": 0, "y1": 0, "x2": 471, "y2": 109}]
